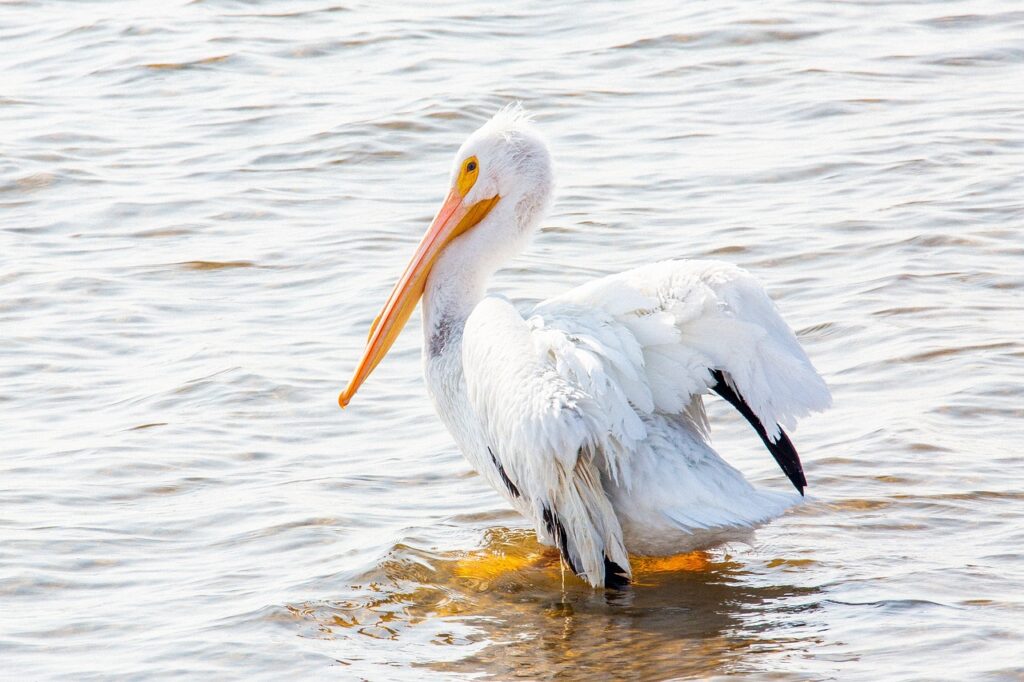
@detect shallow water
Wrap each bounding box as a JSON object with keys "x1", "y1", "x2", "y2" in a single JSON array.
[{"x1": 2, "y1": 1, "x2": 1024, "y2": 679}]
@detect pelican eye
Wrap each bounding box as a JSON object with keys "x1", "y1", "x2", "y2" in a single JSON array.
[{"x1": 457, "y1": 156, "x2": 480, "y2": 194}]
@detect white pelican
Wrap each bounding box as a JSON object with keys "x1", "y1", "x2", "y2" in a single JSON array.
[{"x1": 340, "y1": 107, "x2": 831, "y2": 588}]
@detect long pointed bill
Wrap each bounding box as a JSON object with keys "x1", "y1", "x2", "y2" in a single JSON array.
[{"x1": 339, "y1": 189, "x2": 499, "y2": 408}]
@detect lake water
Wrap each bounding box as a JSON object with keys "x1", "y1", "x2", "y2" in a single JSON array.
[{"x1": 2, "y1": 1, "x2": 1023, "y2": 679}]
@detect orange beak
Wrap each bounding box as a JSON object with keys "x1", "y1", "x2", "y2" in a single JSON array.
[{"x1": 339, "y1": 189, "x2": 500, "y2": 408}]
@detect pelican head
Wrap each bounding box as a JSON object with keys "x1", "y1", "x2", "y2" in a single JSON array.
[{"x1": 339, "y1": 106, "x2": 553, "y2": 408}]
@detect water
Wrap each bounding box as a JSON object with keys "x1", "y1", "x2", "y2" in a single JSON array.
[{"x1": 2, "y1": 1, "x2": 1023, "y2": 679}]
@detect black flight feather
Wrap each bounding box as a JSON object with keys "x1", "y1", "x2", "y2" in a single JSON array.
[
  {"x1": 488, "y1": 447, "x2": 521, "y2": 498},
  {"x1": 710, "y1": 369, "x2": 807, "y2": 495},
  {"x1": 542, "y1": 506, "x2": 581, "y2": 576},
  {"x1": 543, "y1": 506, "x2": 631, "y2": 588},
  {"x1": 603, "y1": 557, "x2": 631, "y2": 590}
]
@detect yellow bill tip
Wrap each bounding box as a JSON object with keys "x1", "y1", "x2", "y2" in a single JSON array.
[{"x1": 338, "y1": 389, "x2": 353, "y2": 409}]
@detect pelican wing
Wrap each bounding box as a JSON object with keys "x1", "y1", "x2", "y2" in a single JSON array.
[
  {"x1": 462, "y1": 297, "x2": 638, "y2": 587},
  {"x1": 538, "y1": 259, "x2": 832, "y2": 424},
  {"x1": 462, "y1": 260, "x2": 830, "y2": 586},
  {"x1": 536, "y1": 259, "x2": 832, "y2": 488}
]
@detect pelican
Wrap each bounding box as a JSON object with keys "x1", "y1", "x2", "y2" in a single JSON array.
[{"x1": 340, "y1": 106, "x2": 831, "y2": 588}]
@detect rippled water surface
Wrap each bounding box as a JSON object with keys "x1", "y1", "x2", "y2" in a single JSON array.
[{"x1": 3, "y1": 1, "x2": 1024, "y2": 679}]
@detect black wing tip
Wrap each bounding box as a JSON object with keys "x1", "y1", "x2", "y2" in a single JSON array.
[
  {"x1": 768, "y1": 429, "x2": 807, "y2": 495},
  {"x1": 542, "y1": 506, "x2": 582, "y2": 576},
  {"x1": 710, "y1": 370, "x2": 808, "y2": 495},
  {"x1": 544, "y1": 507, "x2": 632, "y2": 588},
  {"x1": 603, "y1": 557, "x2": 631, "y2": 590},
  {"x1": 488, "y1": 447, "x2": 521, "y2": 498}
]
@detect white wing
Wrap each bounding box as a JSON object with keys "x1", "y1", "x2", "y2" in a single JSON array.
[
  {"x1": 461, "y1": 259, "x2": 830, "y2": 587},
  {"x1": 462, "y1": 296, "x2": 635, "y2": 587},
  {"x1": 538, "y1": 259, "x2": 832, "y2": 441}
]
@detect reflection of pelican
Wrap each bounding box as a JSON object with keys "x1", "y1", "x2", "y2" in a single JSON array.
[{"x1": 340, "y1": 107, "x2": 830, "y2": 588}]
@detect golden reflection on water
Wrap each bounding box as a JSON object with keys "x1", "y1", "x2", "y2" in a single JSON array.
[{"x1": 289, "y1": 529, "x2": 820, "y2": 679}]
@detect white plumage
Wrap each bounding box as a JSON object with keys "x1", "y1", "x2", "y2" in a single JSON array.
[{"x1": 341, "y1": 106, "x2": 831, "y2": 588}]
